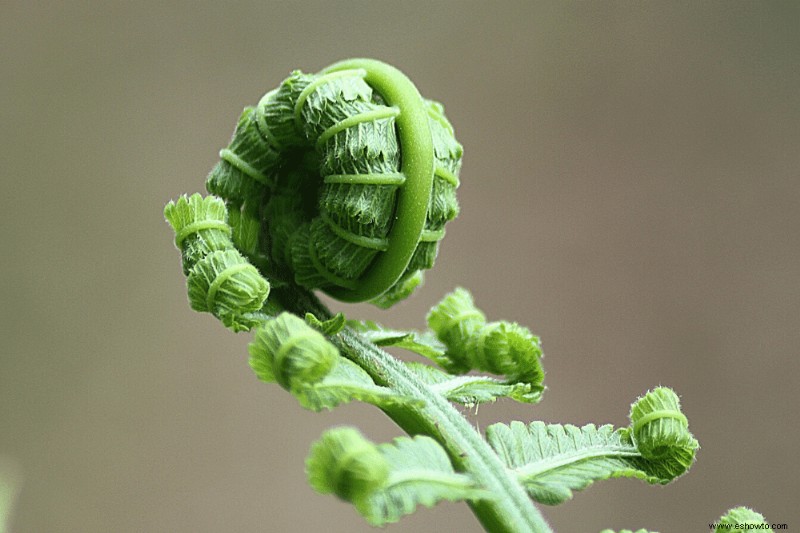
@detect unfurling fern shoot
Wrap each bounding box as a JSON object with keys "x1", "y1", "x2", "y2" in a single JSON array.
[
  {"x1": 164, "y1": 59, "x2": 767, "y2": 532},
  {"x1": 204, "y1": 59, "x2": 461, "y2": 307}
]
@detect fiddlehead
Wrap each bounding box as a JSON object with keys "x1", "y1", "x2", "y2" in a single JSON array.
[
  {"x1": 307, "y1": 427, "x2": 489, "y2": 527},
  {"x1": 204, "y1": 59, "x2": 461, "y2": 305},
  {"x1": 165, "y1": 194, "x2": 270, "y2": 331},
  {"x1": 714, "y1": 507, "x2": 774, "y2": 532},
  {"x1": 249, "y1": 312, "x2": 339, "y2": 391},
  {"x1": 306, "y1": 427, "x2": 390, "y2": 505},
  {"x1": 427, "y1": 288, "x2": 545, "y2": 390},
  {"x1": 628, "y1": 387, "x2": 697, "y2": 467},
  {"x1": 163, "y1": 59, "x2": 746, "y2": 533}
]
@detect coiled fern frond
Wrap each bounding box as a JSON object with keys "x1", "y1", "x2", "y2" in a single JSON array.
[
  {"x1": 163, "y1": 59, "x2": 767, "y2": 533},
  {"x1": 206, "y1": 59, "x2": 462, "y2": 305}
]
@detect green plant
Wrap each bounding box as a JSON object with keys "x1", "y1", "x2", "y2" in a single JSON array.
[{"x1": 165, "y1": 59, "x2": 771, "y2": 532}]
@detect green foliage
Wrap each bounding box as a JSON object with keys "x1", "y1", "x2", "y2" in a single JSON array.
[
  {"x1": 164, "y1": 58, "x2": 767, "y2": 533},
  {"x1": 290, "y1": 356, "x2": 419, "y2": 412},
  {"x1": 485, "y1": 388, "x2": 697, "y2": 506},
  {"x1": 304, "y1": 312, "x2": 347, "y2": 336},
  {"x1": 350, "y1": 291, "x2": 545, "y2": 404},
  {"x1": 406, "y1": 363, "x2": 540, "y2": 405},
  {"x1": 427, "y1": 288, "x2": 545, "y2": 395},
  {"x1": 349, "y1": 319, "x2": 451, "y2": 367},
  {"x1": 307, "y1": 428, "x2": 489, "y2": 526},
  {"x1": 249, "y1": 312, "x2": 415, "y2": 411}
]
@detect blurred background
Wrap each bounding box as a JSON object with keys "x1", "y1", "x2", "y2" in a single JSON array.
[{"x1": 1, "y1": 2, "x2": 798, "y2": 531}]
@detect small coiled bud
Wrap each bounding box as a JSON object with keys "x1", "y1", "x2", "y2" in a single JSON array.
[
  {"x1": 306, "y1": 427, "x2": 389, "y2": 504},
  {"x1": 164, "y1": 194, "x2": 233, "y2": 274},
  {"x1": 427, "y1": 289, "x2": 544, "y2": 391},
  {"x1": 427, "y1": 287, "x2": 486, "y2": 360},
  {"x1": 187, "y1": 249, "x2": 270, "y2": 332},
  {"x1": 715, "y1": 507, "x2": 772, "y2": 532},
  {"x1": 629, "y1": 387, "x2": 693, "y2": 460},
  {"x1": 249, "y1": 312, "x2": 339, "y2": 390},
  {"x1": 468, "y1": 321, "x2": 544, "y2": 384}
]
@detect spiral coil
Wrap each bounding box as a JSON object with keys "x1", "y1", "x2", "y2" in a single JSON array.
[{"x1": 205, "y1": 59, "x2": 462, "y2": 305}]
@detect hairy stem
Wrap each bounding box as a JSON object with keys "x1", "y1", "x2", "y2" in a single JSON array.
[{"x1": 278, "y1": 287, "x2": 552, "y2": 533}]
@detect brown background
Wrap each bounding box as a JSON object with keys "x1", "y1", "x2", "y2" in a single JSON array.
[{"x1": 1, "y1": 2, "x2": 798, "y2": 532}]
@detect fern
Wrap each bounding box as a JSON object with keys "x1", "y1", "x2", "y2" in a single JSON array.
[{"x1": 165, "y1": 58, "x2": 771, "y2": 532}]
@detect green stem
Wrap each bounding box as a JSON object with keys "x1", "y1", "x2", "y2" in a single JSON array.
[{"x1": 279, "y1": 287, "x2": 552, "y2": 533}]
